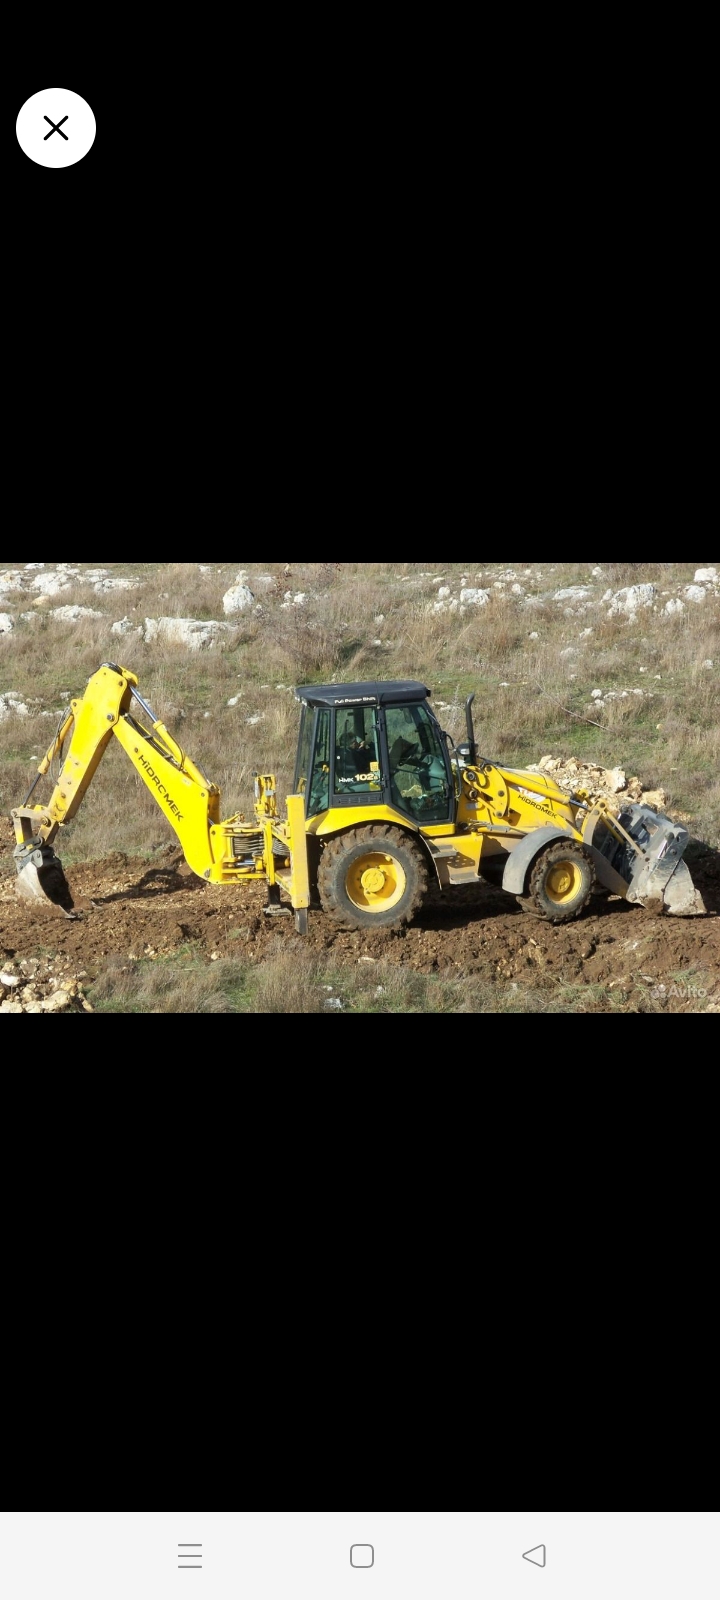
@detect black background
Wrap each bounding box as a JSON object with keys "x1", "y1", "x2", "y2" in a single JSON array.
[{"x1": 11, "y1": 21, "x2": 118, "y2": 235}]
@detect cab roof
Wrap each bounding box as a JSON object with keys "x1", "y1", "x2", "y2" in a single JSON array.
[{"x1": 295, "y1": 680, "x2": 431, "y2": 709}]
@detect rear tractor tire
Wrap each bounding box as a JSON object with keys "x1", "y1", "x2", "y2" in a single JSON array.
[
  {"x1": 519, "y1": 840, "x2": 595, "y2": 924},
  {"x1": 317, "y1": 824, "x2": 428, "y2": 930}
]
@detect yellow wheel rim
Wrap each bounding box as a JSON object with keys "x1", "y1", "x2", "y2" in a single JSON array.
[
  {"x1": 346, "y1": 853, "x2": 407, "y2": 912},
  {"x1": 546, "y1": 860, "x2": 583, "y2": 904}
]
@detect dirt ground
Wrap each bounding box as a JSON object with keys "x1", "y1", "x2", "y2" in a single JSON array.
[{"x1": 1, "y1": 840, "x2": 718, "y2": 1013}]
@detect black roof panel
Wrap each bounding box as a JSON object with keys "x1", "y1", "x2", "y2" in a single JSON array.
[{"x1": 295, "y1": 680, "x2": 431, "y2": 708}]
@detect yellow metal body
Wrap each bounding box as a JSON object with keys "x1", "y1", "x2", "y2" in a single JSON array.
[
  {"x1": 304, "y1": 764, "x2": 590, "y2": 880},
  {"x1": 11, "y1": 664, "x2": 311, "y2": 918},
  {"x1": 456, "y1": 761, "x2": 584, "y2": 834},
  {"x1": 12, "y1": 663, "x2": 667, "y2": 929}
]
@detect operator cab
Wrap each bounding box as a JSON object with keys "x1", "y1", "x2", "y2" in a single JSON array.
[{"x1": 293, "y1": 681, "x2": 454, "y2": 825}]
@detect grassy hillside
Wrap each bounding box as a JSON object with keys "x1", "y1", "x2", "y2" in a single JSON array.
[{"x1": 1, "y1": 559, "x2": 717, "y2": 866}]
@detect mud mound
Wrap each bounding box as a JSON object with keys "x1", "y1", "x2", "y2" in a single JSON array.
[{"x1": 1, "y1": 840, "x2": 718, "y2": 1013}]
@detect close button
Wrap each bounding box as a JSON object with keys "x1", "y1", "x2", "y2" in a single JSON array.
[{"x1": 17, "y1": 88, "x2": 96, "y2": 169}]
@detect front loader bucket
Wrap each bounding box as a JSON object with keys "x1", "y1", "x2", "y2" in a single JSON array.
[
  {"x1": 14, "y1": 842, "x2": 76, "y2": 916},
  {"x1": 585, "y1": 804, "x2": 707, "y2": 917},
  {"x1": 650, "y1": 859, "x2": 706, "y2": 917}
]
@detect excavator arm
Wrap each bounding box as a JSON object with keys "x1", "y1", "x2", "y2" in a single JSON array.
[{"x1": 11, "y1": 663, "x2": 311, "y2": 926}]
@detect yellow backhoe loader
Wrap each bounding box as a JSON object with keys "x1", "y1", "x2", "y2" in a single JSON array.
[{"x1": 10, "y1": 663, "x2": 706, "y2": 930}]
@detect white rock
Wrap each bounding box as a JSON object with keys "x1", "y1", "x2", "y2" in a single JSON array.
[
  {"x1": 0, "y1": 612, "x2": 14, "y2": 634},
  {"x1": 82, "y1": 569, "x2": 109, "y2": 582},
  {"x1": 694, "y1": 567, "x2": 717, "y2": 583},
  {"x1": 591, "y1": 566, "x2": 603, "y2": 577},
  {"x1": 684, "y1": 585, "x2": 706, "y2": 603},
  {"x1": 459, "y1": 588, "x2": 490, "y2": 606},
  {"x1": 554, "y1": 585, "x2": 593, "y2": 602},
  {"x1": 93, "y1": 577, "x2": 139, "y2": 593},
  {"x1": 142, "y1": 617, "x2": 234, "y2": 650},
  {"x1": 608, "y1": 583, "x2": 655, "y2": 615},
  {"x1": 605, "y1": 767, "x2": 627, "y2": 793},
  {"x1": 0, "y1": 1001, "x2": 24, "y2": 1014},
  {"x1": 528, "y1": 631, "x2": 539, "y2": 640},
  {"x1": 591, "y1": 689, "x2": 604, "y2": 699},
  {"x1": 227, "y1": 696, "x2": 240, "y2": 706},
  {"x1": 111, "y1": 616, "x2": 139, "y2": 636},
  {"x1": 246, "y1": 713, "x2": 264, "y2": 725},
  {"x1": 0, "y1": 693, "x2": 30, "y2": 720},
  {"x1": 511, "y1": 583, "x2": 525, "y2": 595},
  {"x1": 0, "y1": 571, "x2": 27, "y2": 592},
  {"x1": 436, "y1": 586, "x2": 451, "y2": 600},
  {"x1": 31, "y1": 572, "x2": 71, "y2": 596},
  {"x1": 664, "y1": 598, "x2": 684, "y2": 616},
  {"x1": 49, "y1": 605, "x2": 105, "y2": 622},
  {"x1": 222, "y1": 580, "x2": 255, "y2": 615},
  {"x1": 702, "y1": 659, "x2": 713, "y2": 668},
  {"x1": 292, "y1": 593, "x2": 307, "y2": 606},
  {"x1": 40, "y1": 990, "x2": 71, "y2": 1012}
]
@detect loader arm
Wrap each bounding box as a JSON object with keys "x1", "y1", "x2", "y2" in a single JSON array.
[{"x1": 11, "y1": 663, "x2": 311, "y2": 925}]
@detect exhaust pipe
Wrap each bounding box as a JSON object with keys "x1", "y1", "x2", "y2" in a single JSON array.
[{"x1": 13, "y1": 841, "x2": 77, "y2": 916}]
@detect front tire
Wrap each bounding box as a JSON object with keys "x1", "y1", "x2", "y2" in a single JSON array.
[
  {"x1": 521, "y1": 840, "x2": 595, "y2": 924},
  {"x1": 318, "y1": 824, "x2": 428, "y2": 929}
]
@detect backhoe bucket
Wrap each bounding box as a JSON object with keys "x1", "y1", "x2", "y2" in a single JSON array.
[
  {"x1": 585, "y1": 804, "x2": 707, "y2": 917},
  {"x1": 14, "y1": 842, "x2": 76, "y2": 915}
]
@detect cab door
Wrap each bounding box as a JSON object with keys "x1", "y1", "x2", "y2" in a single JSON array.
[
  {"x1": 383, "y1": 703, "x2": 454, "y2": 824},
  {"x1": 331, "y1": 705, "x2": 384, "y2": 806}
]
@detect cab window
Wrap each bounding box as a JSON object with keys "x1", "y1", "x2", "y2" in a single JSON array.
[
  {"x1": 294, "y1": 706, "x2": 313, "y2": 801},
  {"x1": 307, "y1": 709, "x2": 331, "y2": 817},
  {"x1": 385, "y1": 703, "x2": 451, "y2": 822},
  {"x1": 334, "y1": 707, "x2": 382, "y2": 794}
]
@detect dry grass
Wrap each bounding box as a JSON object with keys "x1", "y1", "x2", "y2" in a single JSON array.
[
  {"x1": 86, "y1": 943, "x2": 606, "y2": 1015},
  {"x1": 83, "y1": 938, "x2": 700, "y2": 1015}
]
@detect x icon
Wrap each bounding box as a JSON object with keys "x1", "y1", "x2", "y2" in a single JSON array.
[{"x1": 44, "y1": 115, "x2": 68, "y2": 140}]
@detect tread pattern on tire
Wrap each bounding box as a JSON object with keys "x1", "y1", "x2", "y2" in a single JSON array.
[
  {"x1": 524, "y1": 840, "x2": 595, "y2": 925},
  {"x1": 317, "y1": 824, "x2": 428, "y2": 929}
]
